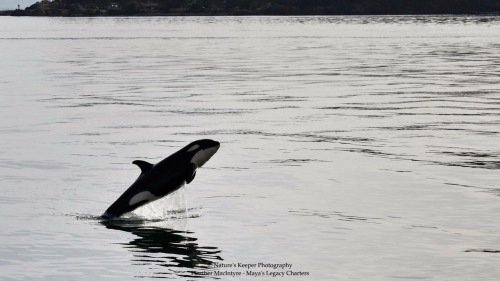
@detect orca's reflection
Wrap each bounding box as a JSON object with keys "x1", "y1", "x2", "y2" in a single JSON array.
[{"x1": 101, "y1": 219, "x2": 222, "y2": 278}]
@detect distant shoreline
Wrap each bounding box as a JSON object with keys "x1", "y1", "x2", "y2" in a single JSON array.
[
  {"x1": 4, "y1": 11, "x2": 500, "y2": 17},
  {"x1": 4, "y1": 0, "x2": 500, "y2": 17},
  {"x1": 0, "y1": 10, "x2": 15, "y2": 16}
]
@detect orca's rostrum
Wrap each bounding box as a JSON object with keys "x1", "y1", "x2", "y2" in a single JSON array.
[{"x1": 102, "y1": 139, "x2": 220, "y2": 219}]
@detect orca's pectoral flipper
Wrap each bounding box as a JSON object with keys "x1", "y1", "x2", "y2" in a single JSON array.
[
  {"x1": 186, "y1": 163, "x2": 197, "y2": 184},
  {"x1": 133, "y1": 160, "x2": 153, "y2": 174}
]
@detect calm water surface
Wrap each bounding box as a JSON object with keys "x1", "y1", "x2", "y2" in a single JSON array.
[{"x1": 1, "y1": 16, "x2": 499, "y2": 280}]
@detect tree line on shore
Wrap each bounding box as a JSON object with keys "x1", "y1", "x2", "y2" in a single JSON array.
[{"x1": 9, "y1": 0, "x2": 500, "y2": 16}]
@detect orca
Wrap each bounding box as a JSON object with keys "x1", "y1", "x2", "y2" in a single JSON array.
[{"x1": 102, "y1": 139, "x2": 220, "y2": 219}]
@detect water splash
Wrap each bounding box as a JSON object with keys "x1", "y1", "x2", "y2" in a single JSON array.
[
  {"x1": 75, "y1": 185, "x2": 201, "y2": 224},
  {"x1": 132, "y1": 185, "x2": 188, "y2": 220}
]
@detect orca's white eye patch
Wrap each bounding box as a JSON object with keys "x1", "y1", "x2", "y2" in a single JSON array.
[
  {"x1": 191, "y1": 146, "x2": 219, "y2": 167},
  {"x1": 187, "y1": 144, "x2": 200, "y2": 152}
]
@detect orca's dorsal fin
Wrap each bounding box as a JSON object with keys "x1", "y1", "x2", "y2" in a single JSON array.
[{"x1": 132, "y1": 160, "x2": 153, "y2": 174}]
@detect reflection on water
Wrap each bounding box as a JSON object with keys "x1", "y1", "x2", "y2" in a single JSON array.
[{"x1": 101, "y1": 219, "x2": 222, "y2": 279}]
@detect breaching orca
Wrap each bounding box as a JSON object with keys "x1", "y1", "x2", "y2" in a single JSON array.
[{"x1": 102, "y1": 139, "x2": 220, "y2": 219}]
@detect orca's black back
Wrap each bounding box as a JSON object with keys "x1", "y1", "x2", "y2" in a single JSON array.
[{"x1": 103, "y1": 149, "x2": 192, "y2": 218}]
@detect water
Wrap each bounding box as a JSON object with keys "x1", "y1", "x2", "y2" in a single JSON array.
[{"x1": 1, "y1": 15, "x2": 499, "y2": 280}]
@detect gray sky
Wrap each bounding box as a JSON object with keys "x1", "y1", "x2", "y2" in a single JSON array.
[{"x1": 0, "y1": 0, "x2": 38, "y2": 10}]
